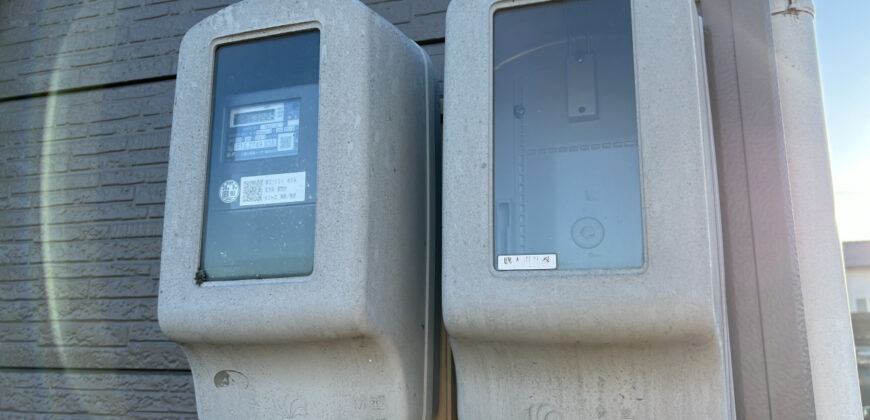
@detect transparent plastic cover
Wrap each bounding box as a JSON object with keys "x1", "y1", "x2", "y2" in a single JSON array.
[
  {"x1": 493, "y1": 0, "x2": 643, "y2": 271},
  {"x1": 201, "y1": 31, "x2": 320, "y2": 281}
]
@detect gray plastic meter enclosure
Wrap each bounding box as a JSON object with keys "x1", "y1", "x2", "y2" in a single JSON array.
[
  {"x1": 445, "y1": 0, "x2": 724, "y2": 352},
  {"x1": 443, "y1": 0, "x2": 732, "y2": 418},
  {"x1": 158, "y1": 0, "x2": 436, "y2": 418}
]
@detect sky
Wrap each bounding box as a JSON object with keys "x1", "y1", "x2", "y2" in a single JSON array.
[{"x1": 814, "y1": 1, "x2": 870, "y2": 242}]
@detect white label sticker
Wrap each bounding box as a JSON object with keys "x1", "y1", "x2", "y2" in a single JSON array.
[
  {"x1": 497, "y1": 254, "x2": 557, "y2": 271},
  {"x1": 239, "y1": 172, "x2": 305, "y2": 207}
]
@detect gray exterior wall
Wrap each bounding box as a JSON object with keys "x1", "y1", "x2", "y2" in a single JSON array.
[{"x1": 0, "y1": 0, "x2": 446, "y2": 417}]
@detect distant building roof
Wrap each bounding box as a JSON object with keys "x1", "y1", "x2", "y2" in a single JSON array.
[{"x1": 844, "y1": 241, "x2": 870, "y2": 268}]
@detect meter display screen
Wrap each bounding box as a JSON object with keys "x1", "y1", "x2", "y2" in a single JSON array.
[
  {"x1": 201, "y1": 31, "x2": 320, "y2": 281},
  {"x1": 492, "y1": 0, "x2": 643, "y2": 271},
  {"x1": 227, "y1": 100, "x2": 300, "y2": 161},
  {"x1": 231, "y1": 105, "x2": 280, "y2": 127}
]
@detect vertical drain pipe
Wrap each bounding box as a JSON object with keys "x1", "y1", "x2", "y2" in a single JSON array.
[{"x1": 769, "y1": 0, "x2": 863, "y2": 417}]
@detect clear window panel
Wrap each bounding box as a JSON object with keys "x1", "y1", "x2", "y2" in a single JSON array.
[
  {"x1": 201, "y1": 31, "x2": 320, "y2": 281},
  {"x1": 493, "y1": 0, "x2": 643, "y2": 271}
]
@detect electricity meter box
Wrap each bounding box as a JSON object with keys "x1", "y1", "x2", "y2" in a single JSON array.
[
  {"x1": 443, "y1": 0, "x2": 733, "y2": 418},
  {"x1": 158, "y1": 0, "x2": 437, "y2": 418}
]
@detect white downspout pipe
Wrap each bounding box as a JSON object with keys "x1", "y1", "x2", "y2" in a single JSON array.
[{"x1": 769, "y1": 0, "x2": 863, "y2": 418}]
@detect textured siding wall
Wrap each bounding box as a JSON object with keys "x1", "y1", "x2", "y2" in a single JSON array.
[
  {"x1": 0, "y1": 370, "x2": 196, "y2": 419},
  {"x1": 0, "y1": 0, "x2": 446, "y2": 100},
  {"x1": 0, "y1": 80, "x2": 194, "y2": 418},
  {"x1": 0, "y1": 0, "x2": 446, "y2": 417}
]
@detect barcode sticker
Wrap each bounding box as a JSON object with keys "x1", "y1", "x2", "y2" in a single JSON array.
[
  {"x1": 497, "y1": 254, "x2": 557, "y2": 270},
  {"x1": 239, "y1": 172, "x2": 305, "y2": 207},
  {"x1": 277, "y1": 121, "x2": 299, "y2": 151}
]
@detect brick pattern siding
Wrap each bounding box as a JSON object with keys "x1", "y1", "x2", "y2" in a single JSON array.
[
  {"x1": 0, "y1": 80, "x2": 188, "y2": 416},
  {"x1": 0, "y1": 0, "x2": 447, "y2": 100},
  {"x1": 0, "y1": 370, "x2": 196, "y2": 418}
]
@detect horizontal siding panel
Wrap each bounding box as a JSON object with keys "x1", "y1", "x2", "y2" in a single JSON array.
[
  {"x1": 0, "y1": 0, "x2": 449, "y2": 99},
  {"x1": 0, "y1": 370, "x2": 195, "y2": 417},
  {"x1": 0, "y1": 80, "x2": 178, "y2": 372}
]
